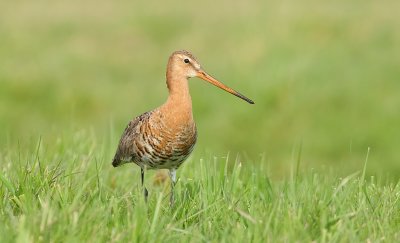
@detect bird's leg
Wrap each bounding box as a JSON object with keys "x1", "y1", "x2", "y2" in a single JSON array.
[
  {"x1": 169, "y1": 169, "x2": 177, "y2": 207},
  {"x1": 141, "y1": 167, "x2": 148, "y2": 202}
]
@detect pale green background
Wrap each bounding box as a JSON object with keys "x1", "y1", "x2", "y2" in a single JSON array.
[{"x1": 1, "y1": 0, "x2": 399, "y2": 178}]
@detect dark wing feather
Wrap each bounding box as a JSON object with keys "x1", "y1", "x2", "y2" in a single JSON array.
[{"x1": 112, "y1": 112, "x2": 151, "y2": 167}]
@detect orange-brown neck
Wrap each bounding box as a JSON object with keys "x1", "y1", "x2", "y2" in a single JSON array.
[
  {"x1": 162, "y1": 66, "x2": 194, "y2": 124},
  {"x1": 166, "y1": 72, "x2": 191, "y2": 100}
]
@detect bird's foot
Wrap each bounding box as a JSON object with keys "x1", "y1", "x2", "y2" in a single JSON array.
[{"x1": 144, "y1": 187, "x2": 149, "y2": 203}]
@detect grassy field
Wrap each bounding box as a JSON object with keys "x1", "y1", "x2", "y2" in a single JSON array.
[
  {"x1": 1, "y1": 135, "x2": 399, "y2": 242},
  {"x1": 1, "y1": 0, "x2": 400, "y2": 241}
]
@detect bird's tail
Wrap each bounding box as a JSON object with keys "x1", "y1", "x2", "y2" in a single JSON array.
[{"x1": 112, "y1": 156, "x2": 121, "y2": 167}]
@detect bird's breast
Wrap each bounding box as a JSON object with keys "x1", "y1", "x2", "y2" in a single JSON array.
[{"x1": 135, "y1": 109, "x2": 197, "y2": 169}]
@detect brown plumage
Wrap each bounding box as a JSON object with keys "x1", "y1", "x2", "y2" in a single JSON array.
[{"x1": 112, "y1": 50, "x2": 254, "y2": 205}]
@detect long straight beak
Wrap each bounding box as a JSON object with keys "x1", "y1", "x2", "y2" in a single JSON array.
[{"x1": 197, "y1": 70, "x2": 254, "y2": 104}]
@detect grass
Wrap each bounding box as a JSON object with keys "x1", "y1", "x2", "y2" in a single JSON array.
[{"x1": 0, "y1": 133, "x2": 399, "y2": 242}]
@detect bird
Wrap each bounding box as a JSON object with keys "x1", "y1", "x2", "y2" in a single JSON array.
[{"x1": 112, "y1": 50, "x2": 254, "y2": 206}]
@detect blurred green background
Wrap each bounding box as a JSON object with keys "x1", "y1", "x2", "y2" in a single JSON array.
[{"x1": 1, "y1": 0, "x2": 399, "y2": 178}]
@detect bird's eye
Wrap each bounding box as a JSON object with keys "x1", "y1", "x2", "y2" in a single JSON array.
[{"x1": 184, "y1": 58, "x2": 190, "y2": 64}]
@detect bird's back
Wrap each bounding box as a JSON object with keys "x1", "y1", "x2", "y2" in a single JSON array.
[{"x1": 112, "y1": 109, "x2": 197, "y2": 169}]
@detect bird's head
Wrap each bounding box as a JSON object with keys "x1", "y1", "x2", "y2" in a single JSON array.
[{"x1": 167, "y1": 50, "x2": 254, "y2": 104}]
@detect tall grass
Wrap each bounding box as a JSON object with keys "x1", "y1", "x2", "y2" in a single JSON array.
[{"x1": 0, "y1": 133, "x2": 399, "y2": 242}]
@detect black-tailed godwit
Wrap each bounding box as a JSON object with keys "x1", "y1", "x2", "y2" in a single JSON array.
[{"x1": 112, "y1": 50, "x2": 254, "y2": 205}]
